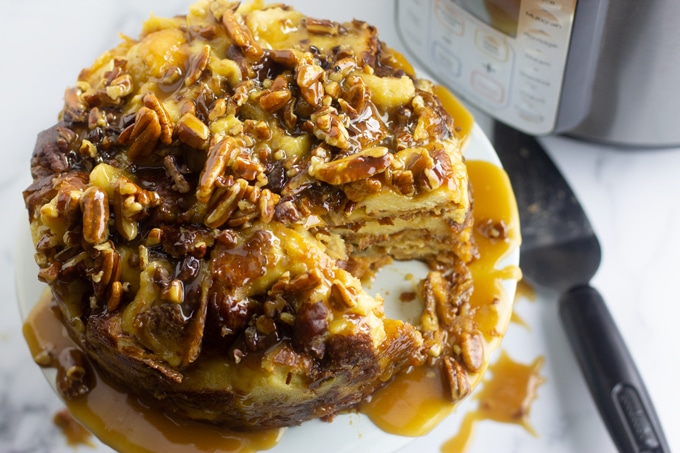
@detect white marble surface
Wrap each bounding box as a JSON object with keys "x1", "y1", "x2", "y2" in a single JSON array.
[{"x1": 1, "y1": 1, "x2": 679, "y2": 452}]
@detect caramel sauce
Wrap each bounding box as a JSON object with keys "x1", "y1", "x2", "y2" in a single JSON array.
[
  {"x1": 22, "y1": 85, "x2": 519, "y2": 451},
  {"x1": 53, "y1": 408, "x2": 94, "y2": 448},
  {"x1": 23, "y1": 292, "x2": 284, "y2": 453},
  {"x1": 442, "y1": 351, "x2": 545, "y2": 453},
  {"x1": 361, "y1": 159, "x2": 521, "y2": 435}
]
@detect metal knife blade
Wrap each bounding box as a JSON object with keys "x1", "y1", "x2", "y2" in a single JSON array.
[{"x1": 492, "y1": 121, "x2": 670, "y2": 453}]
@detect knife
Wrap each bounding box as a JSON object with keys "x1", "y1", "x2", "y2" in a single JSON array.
[{"x1": 491, "y1": 121, "x2": 670, "y2": 453}]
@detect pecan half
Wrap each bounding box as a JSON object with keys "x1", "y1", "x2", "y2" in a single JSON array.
[
  {"x1": 443, "y1": 356, "x2": 471, "y2": 401},
  {"x1": 309, "y1": 146, "x2": 392, "y2": 185},
  {"x1": 107, "y1": 281, "x2": 124, "y2": 312},
  {"x1": 197, "y1": 136, "x2": 239, "y2": 204},
  {"x1": 143, "y1": 93, "x2": 173, "y2": 145},
  {"x1": 204, "y1": 178, "x2": 249, "y2": 228},
  {"x1": 460, "y1": 330, "x2": 484, "y2": 373},
  {"x1": 80, "y1": 186, "x2": 109, "y2": 245},
  {"x1": 97, "y1": 245, "x2": 121, "y2": 291},
  {"x1": 222, "y1": 9, "x2": 263, "y2": 58},
  {"x1": 118, "y1": 107, "x2": 161, "y2": 162},
  {"x1": 185, "y1": 44, "x2": 212, "y2": 86}
]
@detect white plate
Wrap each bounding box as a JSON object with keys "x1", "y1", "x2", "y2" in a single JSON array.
[{"x1": 15, "y1": 121, "x2": 518, "y2": 453}]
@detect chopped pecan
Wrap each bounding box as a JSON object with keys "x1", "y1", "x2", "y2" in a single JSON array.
[
  {"x1": 342, "y1": 178, "x2": 382, "y2": 202},
  {"x1": 105, "y1": 74, "x2": 133, "y2": 101},
  {"x1": 161, "y1": 279, "x2": 185, "y2": 304},
  {"x1": 222, "y1": 9, "x2": 263, "y2": 58},
  {"x1": 37, "y1": 261, "x2": 61, "y2": 284},
  {"x1": 260, "y1": 76, "x2": 292, "y2": 113},
  {"x1": 163, "y1": 155, "x2": 191, "y2": 194},
  {"x1": 296, "y1": 62, "x2": 325, "y2": 107},
  {"x1": 88, "y1": 107, "x2": 107, "y2": 130},
  {"x1": 343, "y1": 77, "x2": 369, "y2": 115},
  {"x1": 274, "y1": 200, "x2": 302, "y2": 224},
  {"x1": 232, "y1": 153, "x2": 263, "y2": 181},
  {"x1": 391, "y1": 169, "x2": 415, "y2": 196},
  {"x1": 268, "y1": 49, "x2": 298, "y2": 66},
  {"x1": 282, "y1": 100, "x2": 298, "y2": 130},
  {"x1": 106, "y1": 281, "x2": 123, "y2": 311},
  {"x1": 63, "y1": 86, "x2": 88, "y2": 122},
  {"x1": 476, "y1": 218, "x2": 509, "y2": 241},
  {"x1": 209, "y1": 98, "x2": 228, "y2": 121},
  {"x1": 175, "y1": 112, "x2": 211, "y2": 149},
  {"x1": 56, "y1": 348, "x2": 93, "y2": 400},
  {"x1": 328, "y1": 57, "x2": 357, "y2": 83},
  {"x1": 243, "y1": 119, "x2": 271, "y2": 140},
  {"x1": 118, "y1": 107, "x2": 161, "y2": 162},
  {"x1": 329, "y1": 281, "x2": 357, "y2": 310},
  {"x1": 80, "y1": 186, "x2": 109, "y2": 245},
  {"x1": 79, "y1": 139, "x2": 97, "y2": 158},
  {"x1": 324, "y1": 81, "x2": 342, "y2": 100},
  {"x1": 146, "y1": 228, "x2": 163, "y2": 247},
  {"x1": 310, "y1": 106, "x2": 350, "y2": 149},
  {"x1": 305, "y1": 18, "x2": 341, "y2": 35},
  {"x1": 286, "y1": 270, "x2": 323, "y2": 293},
  {"x1": 258, "y1": 188, "x2": 279, "y2": 223},
  {"x1": 309, "y1": 146, "x2": 392, "y2": 185},
  {"x1": 293, "y1": 301, "x2": 329, "y2": 359},
  {"x1": 113, "y1": 175, "x2": 161, "y2": 240}
]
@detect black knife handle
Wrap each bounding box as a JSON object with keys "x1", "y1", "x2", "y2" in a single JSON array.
[{"x1": 559, "y1": 285, "x2": 670, "y2": 453}]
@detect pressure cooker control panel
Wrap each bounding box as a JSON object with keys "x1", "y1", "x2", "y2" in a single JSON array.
[{"x1": 396, "y1": 0, "x2": 577, "y2": 135}]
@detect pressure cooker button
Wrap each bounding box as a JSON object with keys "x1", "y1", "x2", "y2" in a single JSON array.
[
  {"x1": 431, "y1": 42, "x2": 462, "y2": 77},
  {"x1": 524, "y1": 48, "x2": 551, "y2": 68},
  {"x1": 519, "y1": 89, "x2": 547, "y2": 108},
  {"x1": 523, "y1": 29, "x2": 557, "y2": 49},
  {"x1": 536, "y1": 0, "x2": 563, "y2": 11},
  {"x1": 515, "y1": 106, "x2": 545, "y2": 124},
  {"x1": 470, "y1": 71, "x2": 505, "y2": 104},
  {"x1": 525, "y1": 8, "x2": 561, "y2": 30},
  {"x1": 474, "y1": 29, "x2": 510, "y2": 62},
  {"x1": 434, "y1": 0, "x2": 464, "y2": 35}
]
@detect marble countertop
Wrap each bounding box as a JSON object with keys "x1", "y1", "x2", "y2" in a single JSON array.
[{"x1": 1, "y1": 1, "x2": 679, "y2": 452}]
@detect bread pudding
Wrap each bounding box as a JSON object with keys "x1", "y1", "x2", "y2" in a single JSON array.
[{"x1": 23, "y1": 0, "x2": 479, "y2": 430}]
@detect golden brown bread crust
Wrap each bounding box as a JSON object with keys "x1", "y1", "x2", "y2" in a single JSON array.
[{"x1": 23, "y1": 0, "x2": 476, "y2": 430}]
